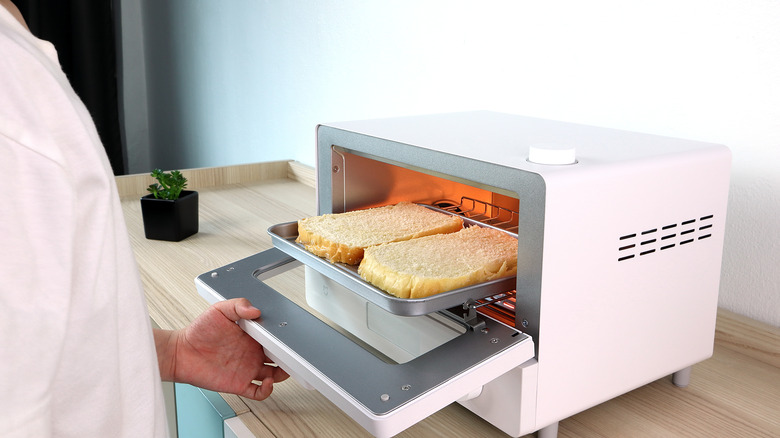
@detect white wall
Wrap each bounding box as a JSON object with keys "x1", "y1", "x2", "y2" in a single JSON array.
[{"x1": 123, "y1": 0, "x2": 780, "y2": 326}]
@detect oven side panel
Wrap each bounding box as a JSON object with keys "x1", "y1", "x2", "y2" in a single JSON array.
[{"x1": 533, "y1": 145, "x2": 731, "y2": 428}]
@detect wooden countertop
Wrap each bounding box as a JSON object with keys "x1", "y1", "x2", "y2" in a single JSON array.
[{"x1": 118, "y1": 162, "x2": 780, "y2": 438}]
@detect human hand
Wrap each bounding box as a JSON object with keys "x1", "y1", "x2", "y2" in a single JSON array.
[{"x1": 157, "y1": 298, "x2": 289, "y2": 400}]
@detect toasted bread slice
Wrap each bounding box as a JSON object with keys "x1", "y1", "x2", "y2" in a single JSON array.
[
  {"x1": 358, "y1": 226, "x2": 518, "y2": 299},
  {"x1": 296, "y1": 202, "x2": 464, "y2": 265}
]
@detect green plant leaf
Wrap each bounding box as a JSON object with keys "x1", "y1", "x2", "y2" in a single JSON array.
[{"x1": 147, "y1": 168, "x2": 188, "y2": 200}]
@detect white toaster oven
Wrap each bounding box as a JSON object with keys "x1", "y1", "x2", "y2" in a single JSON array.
[{"x1": 196, "y1": 111, "x2": 731, "y2": 437}]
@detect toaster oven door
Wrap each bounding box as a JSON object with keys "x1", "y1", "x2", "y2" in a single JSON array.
[{"x1": 196, "y1": 247, "x2": 535, "y2": 438}]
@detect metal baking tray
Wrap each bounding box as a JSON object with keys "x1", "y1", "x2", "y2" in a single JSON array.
[{"x1": 267, "y1": 208, "x2": 517, "y2": 316}]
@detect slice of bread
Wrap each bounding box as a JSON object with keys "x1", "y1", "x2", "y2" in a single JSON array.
[
  {"x1": 296, "y1": 202, "x2": 464, "y2": 265},
  {"x1": 358, "y1": 226, "x2": 518, "y2": 299}
]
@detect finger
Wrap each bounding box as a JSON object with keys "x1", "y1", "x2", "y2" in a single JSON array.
[
  {"x1": 272, "y1": 366, "x2": 289, "y2": 383},
  {"x1": 212, "y1": 298, "x2": 261, "y2": 323},
  {"x1": 246, "y1": 376, "x2": 275, "y2": 401},
  {"x1": 234, "y1": 298, "x2": 262, "y2": 320},
  {"x1": 257, "y1": 362, "x2": 289, "y2": 382}
]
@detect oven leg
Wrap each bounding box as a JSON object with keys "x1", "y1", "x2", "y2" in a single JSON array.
[
  {"x1": 672, "y1": 366, "x2": 692, "y2": 387},
  {"x1": 537, "y1": 421, "x2": 559, "y2": 438}
]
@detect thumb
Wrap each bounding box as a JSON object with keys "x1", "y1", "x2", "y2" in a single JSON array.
[{"x1": 212, "y1": 298, "x2": 261, "y2": 323}]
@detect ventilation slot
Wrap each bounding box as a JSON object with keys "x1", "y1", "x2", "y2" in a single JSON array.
[{"x1": 618, "y1": 214, "x2": 715, "y2": 261}]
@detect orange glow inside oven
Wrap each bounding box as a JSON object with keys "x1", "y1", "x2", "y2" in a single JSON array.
[{"x1": 336, "y1": 150, "x2": 519, "y2": 231}]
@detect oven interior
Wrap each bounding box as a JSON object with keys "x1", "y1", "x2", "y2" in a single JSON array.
[{"x1": 305, "y1": 147, "x2": 524, "y2": 353}]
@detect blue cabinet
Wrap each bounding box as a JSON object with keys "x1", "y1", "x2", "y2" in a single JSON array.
[{"x1": 175, "y1": 383, "x2": 237, "y2": 438}]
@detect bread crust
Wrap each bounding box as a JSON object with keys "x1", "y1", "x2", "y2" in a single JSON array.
[
  {"x1": 296, "y1": 229, "x2": 365, "y2": 265},
  {"x1": 358, "y1": 226, "x2": 518, "y2": 299}
]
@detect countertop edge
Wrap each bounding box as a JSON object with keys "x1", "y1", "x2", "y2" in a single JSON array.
[{"x1": 115, "y1": 160, "x2": 315, "y2": 197}]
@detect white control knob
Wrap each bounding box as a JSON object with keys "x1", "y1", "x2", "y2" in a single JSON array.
[{"x1": 528, "y1": 144, "x2": 577, "y2": 165}]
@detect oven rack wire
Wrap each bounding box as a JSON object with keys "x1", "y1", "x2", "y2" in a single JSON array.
[
  {"x1": 432, "y1": 196, "x2": 519, "y2": 232},
  {"x1": 474, "y1": 290, "x2": 517, "y2": 327}
]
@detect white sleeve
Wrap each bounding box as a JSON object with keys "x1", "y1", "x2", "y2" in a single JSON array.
[{"x1": 0, "y1": 132, "x2": 76, "y2": 437}]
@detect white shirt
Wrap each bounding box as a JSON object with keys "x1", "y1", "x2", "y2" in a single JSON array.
[{"x1": 0, "y1": 7, "x2": 168, "y2": 437}]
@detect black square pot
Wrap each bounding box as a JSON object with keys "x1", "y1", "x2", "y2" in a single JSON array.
[{"x1": 141, "y1": 190, "x2": 199, "y2": 241}]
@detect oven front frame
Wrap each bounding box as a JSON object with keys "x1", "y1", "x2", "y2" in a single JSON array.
[{"x1": 316, "y1": 124, "x2": 547, "y2": 349}]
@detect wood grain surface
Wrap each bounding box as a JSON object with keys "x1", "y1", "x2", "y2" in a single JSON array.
[{"x1": 119, "y1": 162, "x2": 780, "y2": 438}]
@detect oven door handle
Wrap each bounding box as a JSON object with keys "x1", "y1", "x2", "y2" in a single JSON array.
[{"x1": 196, "y1": 247, "x2": 535, "y2": 438}]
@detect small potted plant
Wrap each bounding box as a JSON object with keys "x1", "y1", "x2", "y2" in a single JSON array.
[{"x1": 141, "y1": 168, "x2": 199, "y2": 241}]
